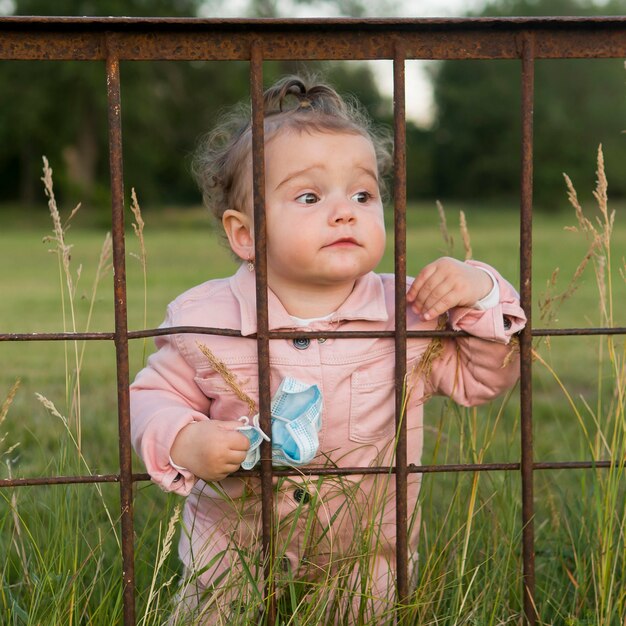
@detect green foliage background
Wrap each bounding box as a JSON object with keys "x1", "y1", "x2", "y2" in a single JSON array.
[
  {"x1": 431, "y1": 0, "x2": 626, "y2": 207},
  {"x1": 0, "y1": 0, "x2": 623, "y2": 214}
]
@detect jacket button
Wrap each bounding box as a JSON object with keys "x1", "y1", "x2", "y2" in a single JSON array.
[
  {"x1": 503, "y1": 316, "x2": 512, "y2": 331},
  {"x1": 293, "y1": 338, "x2": 310, "y2": 350},
  {"x1": 293, "y1": 487, "x2": 311, "y2": 504}
]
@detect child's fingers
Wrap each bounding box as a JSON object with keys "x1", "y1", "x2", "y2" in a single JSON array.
[
  {"x1": 221, "y1": 440, "x2": 251, "y2": 478},
  {"x1": 225, "y1": 446, "x2": 248, "y2": 465},
  {"x1": 406, "y1": 263, "x2": 438, "y2": 302},
  {"x1": 229, "y1": 431, "x2": 251, "y2": 452},
  {"x1": 206, "y1": 441, "x2": 249, "y2": 480},
  {"x1": 420, "y1": 285, "x2": 458, "y2": 320},
  {"x1": 213, "y1": 464, "x2": 242, "y2": 481},
  {"x1": 216, "y1": 419, "x2": 244, "y2": 431},
  {"x1": 409, "y1": 270, "x2": 450, "y2": 314},
  {"x1": 216, "y1": 420, "x2": 252, "y2": 451},
  {"x1": 412, "y1": 275, "x2": 455, "y2": 317}
]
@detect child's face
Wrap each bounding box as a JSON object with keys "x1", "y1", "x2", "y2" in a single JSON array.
[{"x1": 262, "y1": 129, "x2": 386, "y2": 297}]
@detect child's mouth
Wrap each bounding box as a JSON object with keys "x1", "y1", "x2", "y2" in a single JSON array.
[{"x1": 326, "y1": 237, "x2": 359, "y2": 248}]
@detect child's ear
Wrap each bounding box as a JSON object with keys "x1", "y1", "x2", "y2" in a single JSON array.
[{"x1": 222, "y1": 209, "x2": 254, "y2": 261}]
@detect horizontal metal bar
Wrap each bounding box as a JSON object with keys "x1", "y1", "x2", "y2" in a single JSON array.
[
  {"x1": 5, "y1": 16, "x2": 626, "y2": 26},
  {"x1": 0, "y1": 17, "x2": 624, "y2": 61},
  {"x1": 531, "y1": 327, "x2": 626, "y2": 337},
  {"x1": 2, "y1": 459, "x2": 623, "y2": 489},
  {"x1": 1, "y1": 326, "x2": 625, "y2": 343},
  {"x1": 263, "y1": 459, "x2": 626, "y2": 476},
  {"x1": 0, "y1": 473, "x2": 124, "y2": 487},
  {"x1": 0, "y1": 332, "x2": 116, "y2": 341}
]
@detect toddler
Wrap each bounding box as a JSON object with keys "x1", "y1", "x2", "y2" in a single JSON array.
[{"x1": 130, "y1": 76, "x2": 526, "y2": 624}]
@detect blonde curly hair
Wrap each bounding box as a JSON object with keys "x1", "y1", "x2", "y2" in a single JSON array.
[{"x1": 192, "y1": 75, "x2": 392, "y2": 230}]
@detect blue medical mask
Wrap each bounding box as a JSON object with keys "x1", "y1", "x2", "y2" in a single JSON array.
[{"x1": 237, "y1": 377, "x2": 322, "y2": 469}]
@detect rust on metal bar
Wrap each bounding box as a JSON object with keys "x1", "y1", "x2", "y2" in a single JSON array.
[
  {"x1": 249, "y1": 42, "x2": 277, "y2": 626},
  {"x1": 0, "y1": 474, "x2": 123, "y2": 487},
  {"x1": 392, "y1": 42, "x2": 410, "y2": 608},
  {"x1": 240, "y1": 458, "x2": 626, "y2": 477},
  {"x1": 4, "y1": 458, "x2": 625, "y2": 490},
  {"x1": 0, "y1": 17, "x2": 625, "y2": 61},
  {"x1": 105, "y1": 37, "x2": 136, "y2": 626},
  {"x1": 0, "y1": 332, "x2": 116, "y2": 341},
  {"x1": 2, "y1": 325, "x2": 625, "y2": 344},
  {"x1": 530, "y1": 327, "x2": 626, "y2": 336},
  {"x1": 519, "y1": 33, "x2": 537, "y2": 626}
]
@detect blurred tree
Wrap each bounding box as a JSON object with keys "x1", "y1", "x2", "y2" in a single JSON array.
[
  {"x1": 10, "y1": 0, "x2": 202, "y2": 17},
  {"x1": 430, "y1": 0, "x2": 625, "y2": 209},
  {"x1": 0, "y1": 0, "x2": 391, "y2": 213},
  {"x1": 242, "y1": 0, "x2": 398, "y2": 18},
  {"x1": 0, "y1": 0, "x2": 206, "y2": 209}
]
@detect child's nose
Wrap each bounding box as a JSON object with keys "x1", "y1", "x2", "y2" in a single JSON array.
[{"x1": 329, "y1": 199, "x2": 356, "y2": 224}]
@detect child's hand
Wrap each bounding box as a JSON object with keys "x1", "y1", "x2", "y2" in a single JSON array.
[
  {"x1": 170, "y1": 419, "x2": 250, "y2": 482},
  {"x1": 407, "y1": 257, "x2": 493, "y2": 320}
]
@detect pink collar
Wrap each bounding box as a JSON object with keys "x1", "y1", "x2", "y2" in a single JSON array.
[{"x1": 229, "y1": 264, "x2": 389, "y2": 337}]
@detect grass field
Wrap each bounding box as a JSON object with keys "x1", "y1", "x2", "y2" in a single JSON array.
[{"x1": 1, "y1": 187, "x2": 625, "y2": 623}]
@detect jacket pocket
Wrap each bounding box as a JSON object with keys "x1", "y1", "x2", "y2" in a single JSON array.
[
  {"x1": 194, "y1": 370, "x2": 259, "y2": 419},
  {"x1": 349, "y1": 365, "x2": 396, "y2": 444}
]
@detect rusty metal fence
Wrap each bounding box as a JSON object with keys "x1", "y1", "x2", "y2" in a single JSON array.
[{"x1": 1, "y1": 15, "x2": 626, "y2": 625}]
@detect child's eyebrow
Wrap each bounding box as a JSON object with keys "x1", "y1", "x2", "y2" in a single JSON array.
[
  {"x1": 274, "y1": 164, "x2": 379, "y2": 191},
  {"x1": 274, "y1": 164, "x2": 324, "y2": 191},
  {"x1": 356, "y1": 166, "x2": 380, "y2": 183}
]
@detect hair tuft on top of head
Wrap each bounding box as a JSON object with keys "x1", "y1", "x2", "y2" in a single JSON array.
[{"x1": 264, "y1": 75, "x2": 349, "y2": 117}]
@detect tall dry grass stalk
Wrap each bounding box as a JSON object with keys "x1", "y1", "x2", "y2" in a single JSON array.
[
  {"x1": 1, "y1": 380, "x2": 20, "y2": 459},
  {"x1": 534, "y1": 145, "x2": 626, "y2": 622},
  {"x1": 34, "y1": 392, "x2": 120, "y2": 550},
  {"x1": 139, "y1": 504, "x2": 182, "y2": 626},
  {"x1": 1, "y1": 381, "x2": 30, "y2": 591},
  {"x1": 437, "y1": 200, "x2": 454, "y2": 255},
  {"x1": 558, "y1": 146, "x2": 615, "y2": 329},
  {"x1": 0, "y1": 161, "x2": 122, "y2": 622},
  {"x1": 170, "y1": 469, "x2": 412, "y2": 625},
  {"x1": 36, "y1": 160, "x2": 124, "y2": 553},
  {"x1": 130, "y1": 188, "x2": 149, "y2": 365},
  {"x1": 41, "y1": 156, "x2": 83, "y2": 448},
  {"x1": 459, "y1": 210, "x2": 472, "y2": 261},
  {"x1": 436, "y1": 200, "x2": 473, "y2": 261},
  {"x1": 41, "y1": 157, "x2": 113, "y2": 453},
  {"x1": 196, "y1": 342, "x2": 257, "y2": 416}
]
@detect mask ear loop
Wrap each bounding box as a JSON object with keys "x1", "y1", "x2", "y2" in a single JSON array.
[
  {"x1": 238, "y1": 414, "x2": 270, "y2": 441},
  {"x1": 271, "y1": 414, "x2": 289, "y2": 425}
]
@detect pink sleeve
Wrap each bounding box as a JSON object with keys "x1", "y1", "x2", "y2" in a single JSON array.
[
  {"x1": 426, "y1": 261, "x2": 527, "y2": 406},
  {"x1": 130, "y1": 308, "x2": 210, "y2": 495}
]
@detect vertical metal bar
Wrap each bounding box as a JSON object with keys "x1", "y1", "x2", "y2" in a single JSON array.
[
  {"x1": 519, "y1": 33, "x2": 537, "y2": 626},
  {"x1": 393, "y1": 45, "x2": 409, "y2": 611},
  {"x1": 250, "y1": 42, "x2": 276, "y2": 625},
  {"x1": 105, "y1": 36, "x2": 136, "y2": 626}
]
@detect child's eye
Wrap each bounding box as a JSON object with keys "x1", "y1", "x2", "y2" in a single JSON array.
[
  {"x1": 295, "y1": 192, "x2": 319, "y2": 205},
  {"x1": 351, "y1": 191, "x2": 372, "y2": 204}
]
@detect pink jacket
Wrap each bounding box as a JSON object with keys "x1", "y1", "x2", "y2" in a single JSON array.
[{"x1": 131, "y1": 261, "x2": 525, "y2": 498}]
